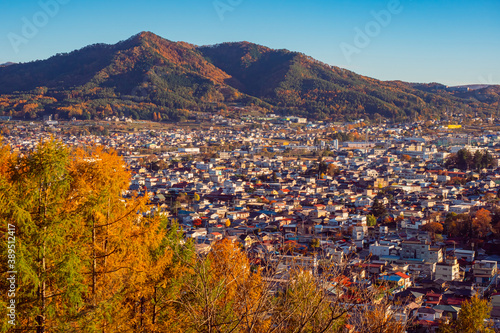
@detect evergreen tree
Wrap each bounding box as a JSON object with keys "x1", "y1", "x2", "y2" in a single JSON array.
[
  {"x1": 371, "y1": 198, "x2": 387, "y2": 218},
  {"x1": 0, "y1": 140, "x2": 87, "y2": 332}
]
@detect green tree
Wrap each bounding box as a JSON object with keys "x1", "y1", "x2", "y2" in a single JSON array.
[
  {"x1": 473, "y1": 150, "x2": 484, "y2": 171},
  {"x1": 318, "y1": 160, "x2": 328, "y2": 175},
  {"x1": 482, "y1": 150, "x2": 495, "y2": 169},
  {"x1": 134, "y1": 219, "x2": 195, "y2": 332},
  {"x1": 439, "y1": 295, "x2": 493, "y2": 332},
  {"x1": 371, "y1": 199, "x2": 387, "y2": 218},
  {"x1": 0, "y1": 140, "x2": 87, "y2": 332},
  {"x1": 310, "y1": 238, "x2": 321, "y2": 249},
  {"x1": 456, "y1": 148, "x2": 472, "y2": 170},
  {"x1": 367, "y1": 214, "x2": 377, "y2": 226}
]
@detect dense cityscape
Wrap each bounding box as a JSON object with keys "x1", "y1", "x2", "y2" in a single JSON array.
[{"x1": 3, "y1": 111, "x2": 500, "y2": 331}]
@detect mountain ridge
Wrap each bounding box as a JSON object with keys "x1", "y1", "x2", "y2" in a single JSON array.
[{"x1": 0, "y1": 31, "x2": 498, "y2": 121}]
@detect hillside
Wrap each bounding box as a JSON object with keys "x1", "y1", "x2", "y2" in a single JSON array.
[
  {"x1": 0, "y1": 32, "x2": 251, "y2": 121},
  {"x1": 200, "y1": 43, "x2": 499, "y2": 121},
  {"x1": 0, "y1": 31, "x2": 498, "y2": 121}
]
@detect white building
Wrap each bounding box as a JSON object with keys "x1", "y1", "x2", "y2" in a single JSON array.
[{"x1": 369, "y1": 242, "x2": 395, "y2": 257}]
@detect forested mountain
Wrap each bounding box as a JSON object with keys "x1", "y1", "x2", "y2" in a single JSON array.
[{"x1": 0, "y1": 31, "x2": 498, "y2": 121}]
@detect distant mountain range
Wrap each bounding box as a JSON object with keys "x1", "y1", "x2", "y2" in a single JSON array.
[
  {"x1": 0, "y1": 31, "x2": 498, "y2": 121},
  {"x1": 449, "y1": 84, "x2": 494, "y2": 91}
]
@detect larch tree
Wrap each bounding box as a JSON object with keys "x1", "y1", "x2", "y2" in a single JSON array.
[
  {"x1": 0, "y1": 141, "x2": 176, "y2": 332},
  {"x1": 348, "y1": 298, "x2": 408, "y2": 333},
  {"x1": 269, "y1": 268, "x2": 349, "y2": 333},
  {"x1": 140, "y1": 220, "x2": 196, "y2": 332},
  {"x1": 67, "y1": 146, "x2": 167, "y2": 332},
  {"x1": 174, "y1": 239, "x2": 270, "y2": 333},
  {"x1": 0, "y1": 140, "x2": 88, "y2": 332},
  {"x1": 439, "y1": 295, "x2": 493, "y2": 333}
]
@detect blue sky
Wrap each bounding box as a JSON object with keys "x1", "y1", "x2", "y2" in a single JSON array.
[{"x1": 0, "y1": 0, "x2": 499, "y2": 86}]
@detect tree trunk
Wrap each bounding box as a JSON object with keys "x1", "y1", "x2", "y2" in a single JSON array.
[
  {"x1": 92, "y1": 216, "x2": 97, "y2": 307},
  {"x1": 152, "y1": 287, "x2": 157, "y2": 325}
]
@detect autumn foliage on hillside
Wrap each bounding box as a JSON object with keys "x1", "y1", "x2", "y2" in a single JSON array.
[{"x1": 0, "y1": 31, "x2": 498, "y2": 122}]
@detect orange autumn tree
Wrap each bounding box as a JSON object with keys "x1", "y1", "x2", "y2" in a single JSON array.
[
  {"x1": 174, "y1": 239, "x2": 270, "y2": 333},
  {"x1": 421, "y1": 222, "x2": 444, "y2": 238},
  {"x1": 0, "y1": 136, "x2": 12, "y2": 175},
  {"x1": 0, "y1": 140, "x2": 197, "y2": 332},
  {"x1": 473, "y1": 208, "x2": 492, "y2": 238},
  {"x1": 67, "y1": 146, "x2": 170, "y2": 332}
]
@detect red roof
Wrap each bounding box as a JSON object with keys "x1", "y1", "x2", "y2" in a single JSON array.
[
  {"x1": 416, "y1": 320, "x2": 439, "y2": 327},
  {"x1": 445, "y1": 298, "x2": 464, "y2": 306},
  {"x1": 395, "y1": 272, "x2": 411, "y2": 279}
]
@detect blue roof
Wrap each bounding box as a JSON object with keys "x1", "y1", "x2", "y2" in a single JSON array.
[
  {"x1": 379, "y1": 275, "x2": 402, "y2": 282},
  {"x1": 257, "y1": 210, "x2": 277, "y2": 215},
  {"x1": 178, "y1": 210, "x2": 195, "y2": 215},
  {"x1": 379, "y1": 255, "x2": 402, "y2": 261}
]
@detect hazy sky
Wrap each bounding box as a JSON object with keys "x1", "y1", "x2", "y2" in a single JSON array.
[{"x1": 0, "y1": 0, "x2": 499, "y2": 86}]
